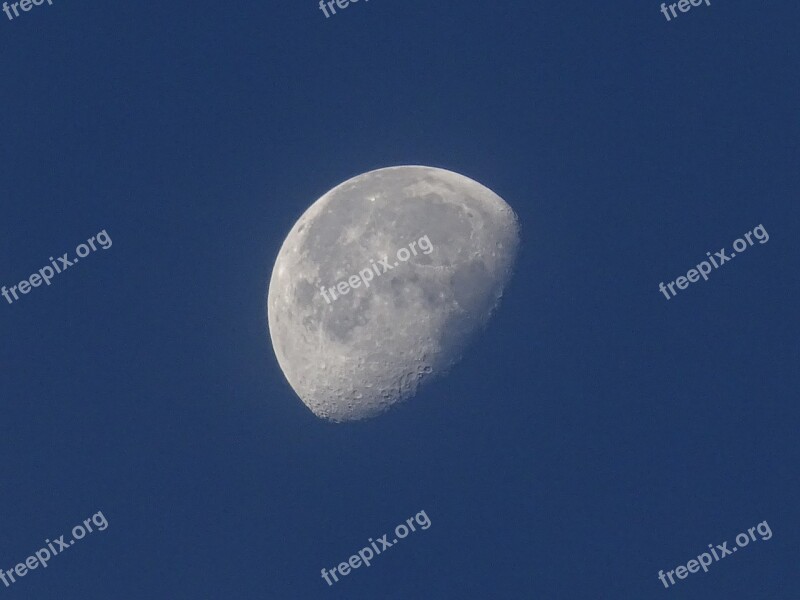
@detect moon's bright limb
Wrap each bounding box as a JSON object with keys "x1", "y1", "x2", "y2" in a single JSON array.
[{"x1": 267, "y1": 166, "x2": 520, "y2": 422}]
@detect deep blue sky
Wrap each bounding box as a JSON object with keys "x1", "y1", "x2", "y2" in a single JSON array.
[{"x1": 1, "y1": 0, "x2": 798, "y2": 598}]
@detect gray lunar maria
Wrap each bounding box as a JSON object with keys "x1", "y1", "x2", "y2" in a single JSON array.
[{"x1": 267, "y1": 166, "x2": 519, "y2": 422}]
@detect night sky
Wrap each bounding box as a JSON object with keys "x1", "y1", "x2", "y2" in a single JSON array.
[{"x1": 1, "y1": 0, "x2": 798, "y2": 598}]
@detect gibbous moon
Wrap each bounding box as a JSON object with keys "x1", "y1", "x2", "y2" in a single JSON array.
[{"x1": 267, "y1": 166, "x2": 519, "y2": 422}]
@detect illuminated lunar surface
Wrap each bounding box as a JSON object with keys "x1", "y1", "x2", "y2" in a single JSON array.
[{"x1": 267, "y1": 166, "x2": 520, "y2": 422}]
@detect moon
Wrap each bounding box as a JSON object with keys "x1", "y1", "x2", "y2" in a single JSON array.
[{"x1": 267, "y1": 166, "x2": 520, "y2": 422}]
